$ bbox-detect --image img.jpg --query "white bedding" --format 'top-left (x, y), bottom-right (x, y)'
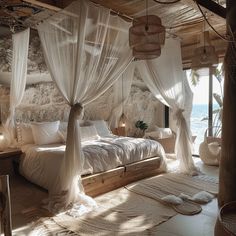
top-left (19, 135), bottom-right (166, 190)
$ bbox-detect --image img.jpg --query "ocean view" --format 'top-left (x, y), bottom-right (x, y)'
top-left (191, 103), bottom-right (219, 154)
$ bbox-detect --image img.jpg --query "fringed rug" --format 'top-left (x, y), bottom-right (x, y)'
top-left (30, 173), bottom-right (218, 236)
top-left (31, 188), bottom-right (175, 235)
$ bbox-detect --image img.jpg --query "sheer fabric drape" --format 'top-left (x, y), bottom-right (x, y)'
top-left (6, 28), bottom-right (30, 145)
top-left (137, 38), bottom-right (197, 174)
top-left (109, 63), bottom-right (135, 129)
top-left (37, 0), bottom-right (132, 213)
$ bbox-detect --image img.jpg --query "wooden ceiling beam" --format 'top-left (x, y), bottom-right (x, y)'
top-left (195, 0), bottom-right (226, 19)
top-left (22, 0), bottom-right (61, 12)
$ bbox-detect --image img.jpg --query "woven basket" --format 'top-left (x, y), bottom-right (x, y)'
top-left (199, 128), bottom-right (221, 166)
top-left (215, 201), bottom-right (236, 236)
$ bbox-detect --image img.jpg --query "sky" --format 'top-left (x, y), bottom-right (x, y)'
top-left (186, 68), bottom-right (223, 105)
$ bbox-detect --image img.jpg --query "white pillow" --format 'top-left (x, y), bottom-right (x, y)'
top-left (154, 126), bottom-right (173, 139)
top-left (59, 121), bottom-right (68, 142)
top-left (88, 120), bottom-right (111, 137)
top-left (59, 120), bottom-right (86, 142)
top-left (80, 125), bottom-right (99, 142)
top-left (31, 121), bottom-right (62, 145)
top-left (59, 121), bottom-right (68, 133)
top-left (16, 122), bottom-right (34, 145)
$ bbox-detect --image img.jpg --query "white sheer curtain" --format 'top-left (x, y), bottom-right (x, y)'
top-left (137, 38), bottom-right (197, 175)
top-left (37, 0), bottom-right (133, 214)
top-left (6, 28), bottom-right (30, 145)
top-left (108, 63), bottom-right (135, 129)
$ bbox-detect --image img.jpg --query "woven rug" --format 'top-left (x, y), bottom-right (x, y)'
top-left (126, 173), bottom-right (218, 216)
top-left (126, 173), bottom-right (218, 199)
top-left (30, 173), bottom-right (218, 235)
top-left (31, 188), bottom-right (176, 235)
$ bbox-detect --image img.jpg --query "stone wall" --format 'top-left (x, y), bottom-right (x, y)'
top-left (0, 32), bottom-right (47, 74)
top-left (0, 79), bottom-right (164, 136)
top-left (0, 33), bottom-right (164, 135)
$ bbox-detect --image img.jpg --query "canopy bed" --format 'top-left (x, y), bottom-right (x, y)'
top-left (4, 0), bottom-right (197, 215)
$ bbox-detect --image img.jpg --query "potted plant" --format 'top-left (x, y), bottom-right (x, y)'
top-left (135, 120), bottom-right (148, 137)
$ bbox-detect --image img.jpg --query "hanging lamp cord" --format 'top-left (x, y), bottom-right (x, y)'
top-left (203, 13), bottom-right (206, 54)
top-left (194, 0), bottom-right (235, 43)
top-left (122, 74), bottom-right (124, 114)
top-left (145, 0), bottom-right (149, 31)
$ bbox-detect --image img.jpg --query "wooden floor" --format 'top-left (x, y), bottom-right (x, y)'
top-left (9, 157), bottom-right (219, 236)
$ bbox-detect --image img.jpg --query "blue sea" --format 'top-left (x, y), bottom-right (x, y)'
top-left (191, 104), bottom-right (219, 154)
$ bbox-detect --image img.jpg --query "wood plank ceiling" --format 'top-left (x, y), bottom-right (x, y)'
top-left (0, 0), bottom-right (227, 69)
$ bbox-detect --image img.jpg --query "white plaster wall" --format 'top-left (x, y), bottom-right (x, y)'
top-left (125, 86), bottom-right (164, 136)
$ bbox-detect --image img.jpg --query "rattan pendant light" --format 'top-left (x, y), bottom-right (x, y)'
top-left (129, 0), bottom-right (165, 60)
top-left (191, 31), bottom-right (218, 70)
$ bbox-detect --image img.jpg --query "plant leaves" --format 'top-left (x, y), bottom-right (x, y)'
top-left (135, 120), bottom-right (148, 130)
top-left (213, 93), bottom-right (223, 107)
top-left (190, 70), bottom-right (200, 86)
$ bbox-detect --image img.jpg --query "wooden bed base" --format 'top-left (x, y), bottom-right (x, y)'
top-left (15, 156), bottom-right (164, 197)
top-left (82, 156), bottom-right (164, 197)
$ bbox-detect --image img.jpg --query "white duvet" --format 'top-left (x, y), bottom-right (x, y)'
top-left (19, 135), bottom-right (166, 190)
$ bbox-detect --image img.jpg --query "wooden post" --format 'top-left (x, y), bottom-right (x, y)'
top-left (218, 0), bottom-right (236, 206)
top-left (208, 67), bottom-right (213, 136)
top-left (164, 106), bottom-right (169, 128)
top-left (0, 175), bottom-right (12, 236)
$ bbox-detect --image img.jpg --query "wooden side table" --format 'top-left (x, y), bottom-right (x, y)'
top-left (0, 149), bottom-right (22, 176)
top-left (112, 127), bottom-right (126, 136)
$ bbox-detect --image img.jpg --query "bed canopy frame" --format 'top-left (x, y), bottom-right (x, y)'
top-left (6, 0), bottom-right (197, 214)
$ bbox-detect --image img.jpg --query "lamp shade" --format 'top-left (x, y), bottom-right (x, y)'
top-left (119, 113), bottom-right (127, 128)
top-left (0, 132), bottom-right (7, 151)
top-left (191, 31), bottom-right (218, 70)
top-left (192, 45), bottom-right (218, 69)
top-left (129, 15), bottom-right (165, 60)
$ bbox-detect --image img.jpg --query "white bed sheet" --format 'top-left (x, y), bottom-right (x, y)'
top-left (19, 135), bottom-right (166, 190)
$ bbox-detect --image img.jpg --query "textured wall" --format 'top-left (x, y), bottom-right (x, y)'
top-left (0, 33), bottom-right (47, 74)
top-left (0, 79), bottom-right (164, 135)
top-left (0, 33), bottom-right (164, 135)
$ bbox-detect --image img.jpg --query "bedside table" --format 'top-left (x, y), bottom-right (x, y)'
top-left (0, 149), bottom-right (22, 175)
top-left (112, 127), bottom-right (126, 136)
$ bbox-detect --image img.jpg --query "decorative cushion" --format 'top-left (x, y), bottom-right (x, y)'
top-left (88, 120), bottom-right (111, 137)
top-left (154, 126), bottom-right (173, 139)
top-left (144, 128), bottom-right (175, 153)
top-left (16, 122), bottom-right (34, 146)
top-left (144, 131), bottom-right (161, 140)
top-left (31, 121), bottom-right (62, 145)
top-left (80, 125), bottom-right (99, 142)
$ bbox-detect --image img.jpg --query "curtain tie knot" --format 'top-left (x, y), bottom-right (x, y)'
top-left (71, 103), bottom-right (83, 119)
